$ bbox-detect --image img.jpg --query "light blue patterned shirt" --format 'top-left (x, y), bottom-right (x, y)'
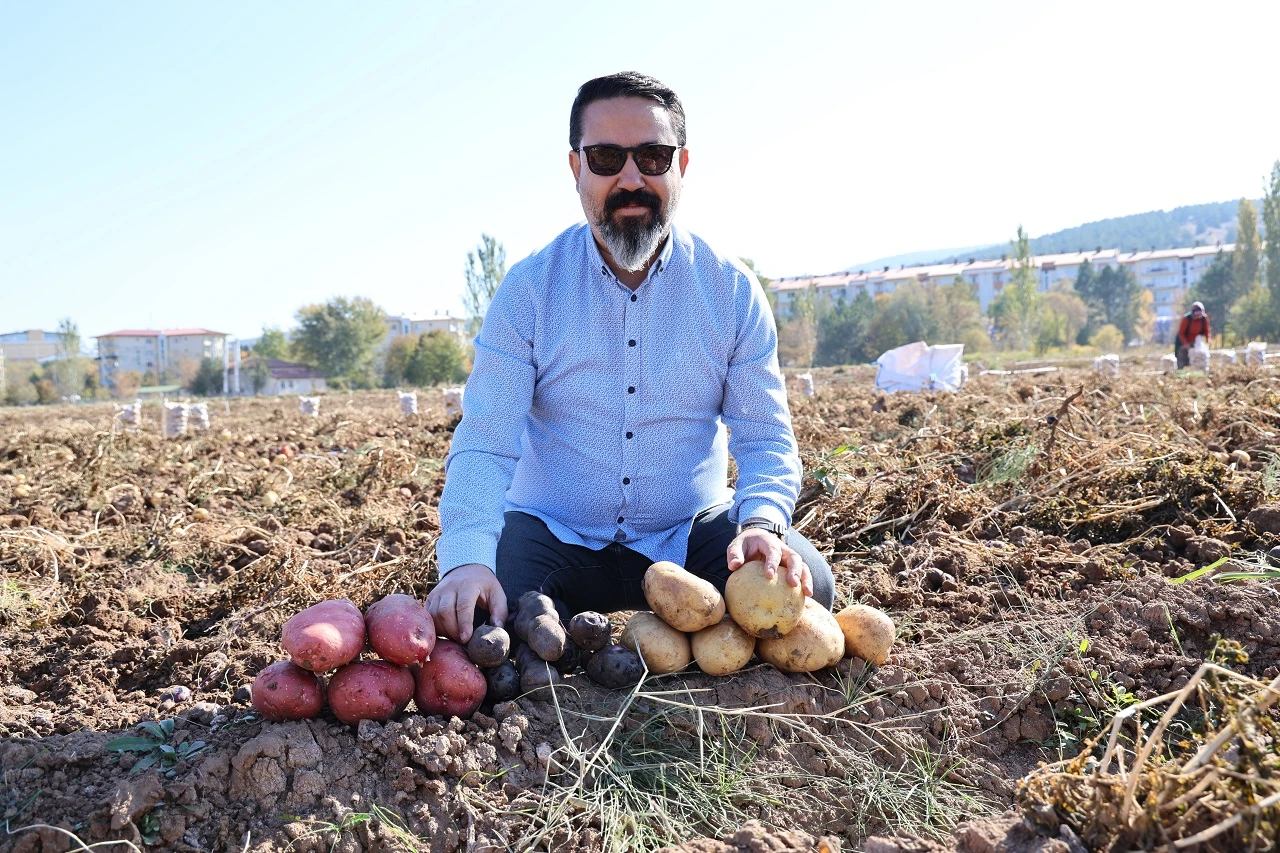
top-left (435, 222), bottom-right (800, 575)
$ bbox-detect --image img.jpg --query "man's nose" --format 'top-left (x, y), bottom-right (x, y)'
top-left (615, 153), bottom-right (646, 190)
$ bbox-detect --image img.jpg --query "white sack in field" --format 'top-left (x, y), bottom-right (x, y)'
top-left (873, 342), bottom-right (966, 394)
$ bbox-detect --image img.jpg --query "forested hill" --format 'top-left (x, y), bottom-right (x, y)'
top-left (848, 201), bottom-right (1246, 271)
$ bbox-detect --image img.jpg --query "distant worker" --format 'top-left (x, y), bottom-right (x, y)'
top-left (1175, 301), bottom-right (1210, 368)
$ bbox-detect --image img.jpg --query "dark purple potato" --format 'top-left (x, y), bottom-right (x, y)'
top-left (467, 624), bottom-right (511, 668)
top-left (585, 644), bottom-right (645, 689)
top-left (569, 611), bottom-right (611, 651)
top-left (485, 661), bottom-right (520, 703)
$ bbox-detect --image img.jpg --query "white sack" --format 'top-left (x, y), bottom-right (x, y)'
top-left (873, 342), bottom-right (966, 394)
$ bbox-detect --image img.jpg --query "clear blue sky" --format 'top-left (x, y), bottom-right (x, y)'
top-left (3, 1), bottom-right (1279, 342)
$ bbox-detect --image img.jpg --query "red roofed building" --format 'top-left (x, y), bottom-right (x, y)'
top-left (95, 328), bottom-right (228, 390)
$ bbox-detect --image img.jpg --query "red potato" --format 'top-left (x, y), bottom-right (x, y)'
top-left (414, 639), bottom-right (487, 719)
top-left (281, 599), bottom-right (366, 672)
top-left (326, 660), bottom-right (416, 726)
top-left (252, 661), bottom-right (326, 721)
top-left (365, 593), bottom-right (436, 665)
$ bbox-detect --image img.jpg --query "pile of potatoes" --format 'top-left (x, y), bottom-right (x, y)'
top-left (252, 595), bottom-right (488, 726)
top-left (625, 560), bottom-right (896, 675)
top-left (252, 590), bottom-right (646, 727)
top-left (251, 562), bottom-right (897, 726)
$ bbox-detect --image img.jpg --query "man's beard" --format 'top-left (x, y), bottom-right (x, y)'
top-left (594, 187), bottom-right (674, 272)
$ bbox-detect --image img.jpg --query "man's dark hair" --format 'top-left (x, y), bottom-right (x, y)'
top-left (569, 72), bottom-right (686, 151)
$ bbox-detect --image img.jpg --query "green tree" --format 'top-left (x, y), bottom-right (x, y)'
top-left (188, 358), bottom-right (224, 396)
top-left (247, 358), bottom-right (271, 395)
top-left (52, 318), bottom-right (86, 399)
top-left (1038, 283), bottom-right (1090, 351)
top-left (777, 283), bottom-right (817, 367)
top-left (404, 331), bottom-right (469, 385)
top-left (254, 327), bottom-right (290, 360)
top-left (1263, 162), bottom-right (1280, 320)
top-left (1235, 198), bottom-right (1262, 297)
top-left (815, 290), bottom-right (876, 365)
top-left (866, 282), bottom-right (937, 356)
top-left (383, 335), bottom-right (416, 387)
top-left (929, 278), bottom-right (988, 350)
top-left (1094, 265), bottom-right (1148, 343)
top-left (463, 234), bottom-right (507, 339)
top-left (1229, 287), bottom-right (1274, 343)
top-left (292, 296), bottom-right (387, 386)
top-left (1190, 252), bottom-right (1235, 345)
top-left (989, 226), bottom-right (1041, 350)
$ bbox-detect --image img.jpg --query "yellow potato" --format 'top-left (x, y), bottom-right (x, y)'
top-left (691, 616), bottom-right (756, 675)
top-left (757, 598), bottom-right (844, 673)
top-left (724, 561), bottom-right (805, 639)
top-left (835, 604), bottom-right (896, 665)
top-left (620, 611), bottom-right (691, 674)
top-left (642, 561), bottom-right (725, 632)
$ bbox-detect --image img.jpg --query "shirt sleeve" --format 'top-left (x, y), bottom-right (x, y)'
top-left (722, 268), bottom-right (801, 529)
top-left (435, 271), bottom-right (537, 575)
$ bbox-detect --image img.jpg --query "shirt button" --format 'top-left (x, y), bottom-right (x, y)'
top-left (623, 477), bottom-right (630, 485)
top-left (627, 386), bottom-right (635, 394)
top-left (626, 432), bottom-right (633, 439)
top-left (630, 294), bottom-right (637, 302)
top-left (628, 339), bottom-right (636, 347)
top-left (617, 516), bottom-right (624, 524)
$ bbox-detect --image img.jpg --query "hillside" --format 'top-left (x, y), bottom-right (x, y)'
top-left (847, 200), bottom-right (1245, 271)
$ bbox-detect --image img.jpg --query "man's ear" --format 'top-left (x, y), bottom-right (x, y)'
top-left (569, 150), bottom-right (582, 183)
top-left (678, 147), bottom-right (689, 176)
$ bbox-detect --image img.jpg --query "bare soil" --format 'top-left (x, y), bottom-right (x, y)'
top-left (2, 366), bottom-right (1279, 852)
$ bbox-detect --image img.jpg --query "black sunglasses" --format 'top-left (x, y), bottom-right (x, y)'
top-left (579, 144), bottom-right (678, 177)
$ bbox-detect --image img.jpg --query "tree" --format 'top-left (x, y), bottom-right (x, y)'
top-left (404, 331), bottom-right (469, 386)
top-left (866, 282), bottom-right (936, 357)
top-left (463, 234), bottom-right (507, 339)
top-left (1235, 198), bottom-right (1262, 297)
top-left (1263, 162), bottom-right (1280, 318)
top-left (383, 335), bottom-right (417, 387)
top-left (1229, 287), bottom-right (1274, 343)
top-left (254, 327), bottom-right (290, 360)
top-left (248, 358), bottom-right (271, 395)
top-left (1094, 265), bottom-right (1149, 343)
top-left (52, 318), bottom-right (85, 399)
top-left (113, 370), bottom-right (142, 400)
top-left (815, 290), bottom-right (876, 366)
top-left (1190, 252), bottom-right (1235, 345)
top-left (929, 278), bottom-right (988, 350)
top-left (989, 226), bottom-right (1042, 350)
top-left (777, 283), bottom-right (817, 367)
top-left (1090, 324), bottom-right (1124, 352)
top-left (1038, 283), bottom-right (1089, 351)
top-left (189, 358), bottom-right (224, 396)
top-left (292, 296), bottom-right (387, 386)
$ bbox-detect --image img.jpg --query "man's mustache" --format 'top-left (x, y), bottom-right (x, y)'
top-left (605, 189), bottom-right (661, 217)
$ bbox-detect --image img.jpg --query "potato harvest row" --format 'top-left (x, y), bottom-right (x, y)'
top-left (3, 366), bottom-right (1280, 852)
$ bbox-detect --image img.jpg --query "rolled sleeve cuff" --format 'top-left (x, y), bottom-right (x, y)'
top-left (733, 500), bottom-right (790, 530)
top-left (435, 534), bottom-right (498, 578)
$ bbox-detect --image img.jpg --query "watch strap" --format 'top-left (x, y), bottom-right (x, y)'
top-left (737, 518), bottom-right (787, 540)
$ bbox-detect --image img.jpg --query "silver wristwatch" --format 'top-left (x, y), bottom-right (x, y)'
top-left (736, 517), bottom-right (787, 540)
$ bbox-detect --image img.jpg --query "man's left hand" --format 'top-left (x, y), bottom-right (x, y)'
top-left (727, 530), bottom-right (812, 596)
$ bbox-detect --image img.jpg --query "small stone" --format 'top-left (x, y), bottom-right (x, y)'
top-left (1247, 505), bottom-right (1280, 536)
top-left (160, 685), bottom-right (192, 704)
top-left (232, 685), bottom-right (253, 704)
top-left (923, 568), bottom-right (947, 592)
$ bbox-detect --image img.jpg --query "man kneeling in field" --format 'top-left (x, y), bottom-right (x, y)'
top-left (427, 72), bottom-right (834, 642)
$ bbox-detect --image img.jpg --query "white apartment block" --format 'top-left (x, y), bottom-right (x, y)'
top-left (382, 313), bottom-right (469, 350)
top-left (95, 328), bottom-right (227, 389)
top-left (771, 244), bottom-right (1236, 327)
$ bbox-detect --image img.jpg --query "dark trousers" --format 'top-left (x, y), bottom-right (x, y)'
top-left (495, 506), bottom-right (835, 621)
top-left (1175, 341), bottom-right (1190, 368)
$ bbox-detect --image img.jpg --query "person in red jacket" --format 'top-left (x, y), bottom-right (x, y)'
top-left (1176, 301), bottom-right (1210, 368)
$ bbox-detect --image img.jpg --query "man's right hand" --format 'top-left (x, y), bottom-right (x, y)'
top-left (426, 563), bottom-right (509, 644)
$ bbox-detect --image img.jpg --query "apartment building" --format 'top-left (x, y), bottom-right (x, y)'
top-left (771, 244), bottom-right (1235, 325)
top-left (0, 330), bottom-right (62, 362)
top-left (382, 313), bottom-right (469, 349)
top-left (95, 328), bottom-right (227, 389)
